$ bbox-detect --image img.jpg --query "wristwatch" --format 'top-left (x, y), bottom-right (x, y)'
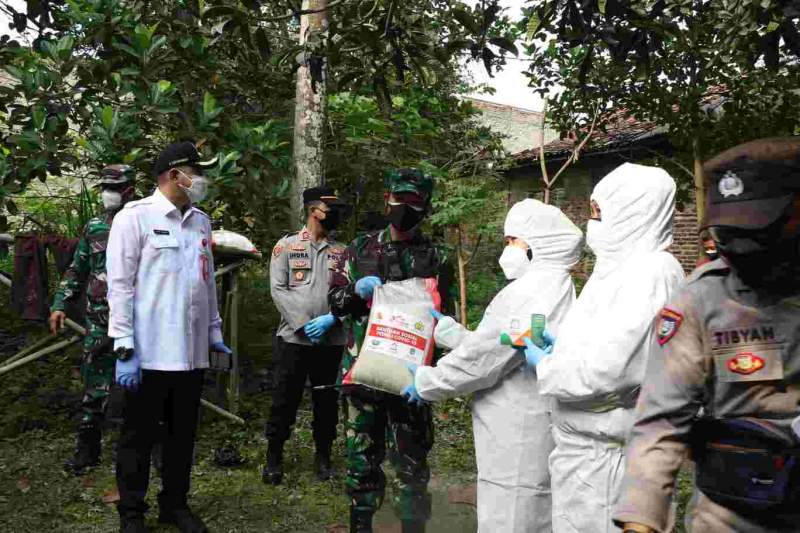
top-left (114, 346), bottom-right (134, 362)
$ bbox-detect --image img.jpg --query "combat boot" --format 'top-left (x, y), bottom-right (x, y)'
top-left (261, 441), bottom-right (284, 485)
top-left (64, 423), bottom-right (101, 475)
top-left (119, 515), bottom-right (148, 533)
top-left (349, 507), bottom-right (373, 533)
top-left (314, 444), bottom-right (334, 481)
top-left (401, 520), bottom-right (426, 533)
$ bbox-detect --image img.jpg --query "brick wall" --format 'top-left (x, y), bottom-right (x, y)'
top-left (670, 203), bottom-right (700, 273)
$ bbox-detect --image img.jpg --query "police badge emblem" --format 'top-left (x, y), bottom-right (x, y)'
top-left (718, 170), bottom-right (744, 198)
top-left (657, 308), bottom-right (684, 346)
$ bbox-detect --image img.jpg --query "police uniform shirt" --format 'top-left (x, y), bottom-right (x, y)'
top-left (270, 227), bottom-right (346, 346)
top-left (107, 188), bottom-right (224, 371)
top-left (614, 259), bottom-right (800, 531)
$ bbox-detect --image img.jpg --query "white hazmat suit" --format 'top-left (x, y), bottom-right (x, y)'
top-left (535, 163), bottom-right (686, 533)
top-left (415, 199), bottom-right (584, 533)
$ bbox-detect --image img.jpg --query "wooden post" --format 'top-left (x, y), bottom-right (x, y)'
top-left (228, 271), bottom-right (240, 415)
top-left (456, 225), bottom-right (468, 326)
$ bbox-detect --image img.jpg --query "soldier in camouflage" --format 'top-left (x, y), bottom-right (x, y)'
top-left (50, 164), bottom-right (136, 475)
top-left (329, 168), bottom-right (455, 533)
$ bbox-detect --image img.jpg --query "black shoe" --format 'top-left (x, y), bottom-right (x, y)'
top-left (261, 442), bottom-right (284, 485)
top-left (314, 451), bottom-right (334, 481)
top-left (119, 515), bottom-right (149, 533)
top-left (158, 508), bottom-right (208, 533)
top-left (401, 520), bottom-right (426, 533)
top-left (64, 424), bottom-right (101, 475)
top-left (349, 508), bottom-right (373, 533)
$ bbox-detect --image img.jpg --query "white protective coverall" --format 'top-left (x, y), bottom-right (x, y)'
top-left (415, 199), bottom-right (584, 533)
top-left (535, 163), bottom-right (686, 533)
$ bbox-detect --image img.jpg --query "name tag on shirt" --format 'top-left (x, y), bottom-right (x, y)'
top-left (153, 229), bottom-right (170, 235)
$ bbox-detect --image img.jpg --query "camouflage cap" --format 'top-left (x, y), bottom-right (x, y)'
top-left (96, 164), bottom-right (135, 186)
top-left (384, 168), bottom-right (434, 202)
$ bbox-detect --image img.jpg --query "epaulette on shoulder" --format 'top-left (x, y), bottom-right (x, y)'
top-left (122, 197), bottom-right (150, 209)
top-left (686, 258), bottom-right (730, 284)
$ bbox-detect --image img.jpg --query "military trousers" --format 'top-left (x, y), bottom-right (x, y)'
top-left (264, 337), bottom-right (343, 451)
top-left (345, 390), bottom-right (434, 521)
top-left (79, 334), bottom-right (115, 429)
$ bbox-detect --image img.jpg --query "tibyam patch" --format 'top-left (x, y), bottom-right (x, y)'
top-left (657, 308), bottom-right (684, 346)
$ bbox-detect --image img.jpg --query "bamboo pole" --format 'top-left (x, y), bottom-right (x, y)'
top-left (0, 336), bottom-right (82, 376)
top-left (200, 398), bottom-right (244, 425)
top-left (0, 271), bottom-right (244, 424)
top-left (3, 332), bottom-right (60, 365)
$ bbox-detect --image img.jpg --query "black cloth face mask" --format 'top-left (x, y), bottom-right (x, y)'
top-left (318, 207), bottom-right (342, 232)
top-left (387, 203), bottom-right (426, 232)
top-left (712, 214), bottom-right (800, 290)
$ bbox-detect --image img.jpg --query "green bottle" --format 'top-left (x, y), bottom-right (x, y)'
top-left (531, 314), bottom-right (546, 348)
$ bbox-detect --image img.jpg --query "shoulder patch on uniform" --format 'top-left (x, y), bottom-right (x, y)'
top-left (272, 243), bottom-right (284, 257)
top-left (657, 308), bottom-right (684, 346)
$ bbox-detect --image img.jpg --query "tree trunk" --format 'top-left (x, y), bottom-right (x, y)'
top-left (291, 0), bottom-right (328, 227)
top-left (693, 140), bottom-right (706, 228)
top-left (456, 225), bottom-right (468, 326)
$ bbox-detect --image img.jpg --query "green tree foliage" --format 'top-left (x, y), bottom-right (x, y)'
top-left (1, 0), bottom-right (516, 248)
top-left (523, 0), bottom-right (800, 165)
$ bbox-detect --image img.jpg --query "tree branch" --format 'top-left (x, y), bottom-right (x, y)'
top-left (549, 106), bottom-right (602, 188)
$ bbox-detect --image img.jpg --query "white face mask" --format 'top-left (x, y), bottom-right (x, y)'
top-left (498, 245), bottom-right (530, 280)
top-left (101, 190), bottom-right (122, 211)
top-left (586, 219), bottom-right (611, 256)
top-left (177, 171), bottom-right (209, 204)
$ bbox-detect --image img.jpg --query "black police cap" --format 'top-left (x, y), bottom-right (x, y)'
top-left (704, 137), bottom-right (800, 229)
top-left (303, 186), bottom-right (345, 206)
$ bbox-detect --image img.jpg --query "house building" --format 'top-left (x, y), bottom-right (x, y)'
top-left (504, 111), bottom-right (701, 274)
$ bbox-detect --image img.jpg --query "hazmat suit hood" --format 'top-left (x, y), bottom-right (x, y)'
top-left (588, 163), bottom-right (676, 276)
top-left (504, 198), bottom-right (583, 273)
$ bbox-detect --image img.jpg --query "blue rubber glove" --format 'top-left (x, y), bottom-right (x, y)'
top-left (211, 341), bottom-right (232, 354)
top-left (304, 313), bottom-right (337, 343)
top-left (522, 331), bottom-right (555, 368)
top-left (430, 309), bottom-right (444, 320)
top-left (401, 362), bottom-right (425, 406)
top-left (116, 355), bottom-right (141, 391)
top-left (355, 276), bottom-right (382, 300)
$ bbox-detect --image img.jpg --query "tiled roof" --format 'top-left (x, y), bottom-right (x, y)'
top-left (514, 88), bottom-right (729, 163)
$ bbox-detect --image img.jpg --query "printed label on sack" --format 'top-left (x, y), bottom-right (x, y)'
top-left (363, 311), bottom-right (432, 365)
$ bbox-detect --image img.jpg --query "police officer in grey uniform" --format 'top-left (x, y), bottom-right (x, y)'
top-left (263, 187), bottom-right (349, 485)
top-left (614, 137), bottom-right (800, 533)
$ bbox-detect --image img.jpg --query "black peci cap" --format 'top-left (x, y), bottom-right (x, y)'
top-left (152, 141), bottom-right (218, 178)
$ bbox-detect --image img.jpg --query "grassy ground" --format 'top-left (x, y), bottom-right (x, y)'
top-left (0, 270), bottom-right (694, 533)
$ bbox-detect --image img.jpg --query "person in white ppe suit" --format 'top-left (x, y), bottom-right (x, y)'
top-left (404, 199), bottom-right (584, 533)
top-left (523, 163), bottom-right (686, 533)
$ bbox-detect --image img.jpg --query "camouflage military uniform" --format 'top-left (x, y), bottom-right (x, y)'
top-left (52, 213), bottom-right (115, 429)
top-left (329, 226), bottom-right (454, 523)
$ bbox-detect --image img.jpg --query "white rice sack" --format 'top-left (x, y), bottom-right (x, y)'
top-left (345, 277), bottom-right (441, 395)
top-left (212, 230), bottom-right (262, 259)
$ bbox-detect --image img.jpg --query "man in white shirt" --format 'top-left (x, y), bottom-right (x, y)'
top-left (107, 141), bottom-right (229, 533)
